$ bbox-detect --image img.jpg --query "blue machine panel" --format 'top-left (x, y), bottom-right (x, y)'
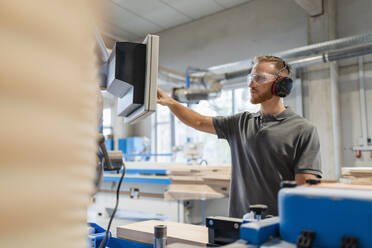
top-left (103, 175), bottom-right (171, 184)
top-left (105, 139), bottom-right (114, 151)
top-left (279, 186), bottom-right (372, 248)
top-left (118, 137), bottom-right (146, 161)
top-left (240, 217), bottom-right (279, 245)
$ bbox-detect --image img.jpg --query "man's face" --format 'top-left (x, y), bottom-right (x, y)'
top-left (249, 62), bottom-right (278, 104)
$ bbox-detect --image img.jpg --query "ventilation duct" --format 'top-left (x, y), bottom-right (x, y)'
top-left (172, 72), bottom-right (223, 103)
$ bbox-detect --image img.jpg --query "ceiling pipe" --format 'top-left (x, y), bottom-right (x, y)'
top-left (161, 33), bottom-right (372, 101)
top-left (221, 42), bottom-right (372, 81)
top-left (206, 32), bottom-right (372, 76)
top-left (161, 32), bottom-right (372, 84)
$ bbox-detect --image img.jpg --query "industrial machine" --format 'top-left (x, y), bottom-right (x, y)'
top-left (89, 182), bottom-right (372, 248)
top-left (206, 183), bottom-right (372, 248)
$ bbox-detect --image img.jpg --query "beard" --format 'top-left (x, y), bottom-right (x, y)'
top-left (250, 88), bottom-right (273, 104)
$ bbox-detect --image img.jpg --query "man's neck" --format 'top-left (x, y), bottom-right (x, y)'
top-left (260, 97), bottom-right (286, 115)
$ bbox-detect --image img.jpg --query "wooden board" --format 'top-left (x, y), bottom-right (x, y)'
top-left (341, 167), bottom-right (372, 185)
top-left (168, 166), bottom-right (231, 176)
top-left (117, 220), bottom-right (208, 247)
top-left (202, 175), bottom-right (230, 195)
top-left (315, 183), bottom-right (372, 190)
top-left (170, 176), bottom-right (205, 184)
top-left (118, 163), bottom-right (231, 199)
top-left (164, 184), bottom-right (225, 200)
top-left (342, 167), bottom-right (372, 177)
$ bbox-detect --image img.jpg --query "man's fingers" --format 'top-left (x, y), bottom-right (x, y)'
top-left (157, 88), bottom-right (163, 98)
top-left (157, 88), bottom-right (171, 106)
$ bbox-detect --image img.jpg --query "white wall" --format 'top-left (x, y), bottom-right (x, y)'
top-left (337, 0), bottom-right (372, 167)
top-left (339, 61), bottom-right (372, 167)
top-left (153, 0), bottom-right (372, 174)
top-left (158, 0), bottom-right (307, 72)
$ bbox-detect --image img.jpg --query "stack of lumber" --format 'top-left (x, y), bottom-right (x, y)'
top-left (124, 162), bottom-right (231, 200)
top-left (166, 165), bottom-right (230, 200)
top-left (341, 167), bottom-right (372, 185)
top-left (117, 220), bottom-right (208, 246)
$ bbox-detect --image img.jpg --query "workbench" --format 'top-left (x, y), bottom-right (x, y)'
top-left (88, 162), bottom-right (231, 237)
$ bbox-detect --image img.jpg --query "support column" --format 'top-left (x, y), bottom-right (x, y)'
top-left (302, 0), bottom-right (341, 179)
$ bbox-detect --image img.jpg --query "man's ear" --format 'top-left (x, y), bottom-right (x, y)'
top-left (271, 76), bottom-right (293, 97)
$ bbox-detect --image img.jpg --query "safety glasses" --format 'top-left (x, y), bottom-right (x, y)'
top-left (247, 72), bottom-right (276, 84)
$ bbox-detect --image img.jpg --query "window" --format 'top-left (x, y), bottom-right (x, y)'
top-left (152, 86), bottom-right (260, 165)
top-left (174, 90), bottom-right (233, 165)
top-left (102, 108), bottom-right (113, 137)
top-left (233, 87), bottom-right (260, 114)
top-left (152, 104), bottom-right (172, 162)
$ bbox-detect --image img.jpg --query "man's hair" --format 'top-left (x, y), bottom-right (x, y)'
top-left (253, 55), bottom-right (291, 75)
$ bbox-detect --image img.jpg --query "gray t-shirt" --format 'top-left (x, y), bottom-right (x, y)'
top-left (213, 107), bottom-right (322, 217)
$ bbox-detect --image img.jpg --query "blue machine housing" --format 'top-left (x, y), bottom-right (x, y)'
top-left (105, 139), bottom-right (114, 151)
top-left (118, 137), bottom-right (148, 161)
top-left (278, 186), bottom-right (372, 248)
top-left (240, 217), bottom-right (279, 245)
top-left (238, 186), bottom-right (372, 247)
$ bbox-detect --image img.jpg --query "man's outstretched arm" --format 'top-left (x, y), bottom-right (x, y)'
top-left (295, 173), bottom-right (318, 185)
top-left (157, 88), bottom-right (216, 134)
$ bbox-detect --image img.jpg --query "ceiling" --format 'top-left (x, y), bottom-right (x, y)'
top-left (100, 0), bottom-right (253, 43)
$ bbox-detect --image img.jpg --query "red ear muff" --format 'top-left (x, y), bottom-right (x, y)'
top-left (271, 76), bottom-right (293, 97)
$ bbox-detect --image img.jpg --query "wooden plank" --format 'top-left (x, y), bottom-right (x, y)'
top-left (202, 175), bottom-right (230, 195)
top-left (341, 167), bottom-right (372, 185)
top-left (202, 174), bottom-right (231, 182)
top-left (170, 176), bottom-right (205, 184)
top-left (342, 167), bottom-right (372, 177)
top-left (117, 220), bottom-right (208, 246)
top-left (316, 183), bottom-right (372, 190)
top-left (164, 184), bottom-right (225, 200)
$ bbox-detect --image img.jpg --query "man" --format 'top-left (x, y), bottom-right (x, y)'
top-left (157, 55), bottom-right (322, 217)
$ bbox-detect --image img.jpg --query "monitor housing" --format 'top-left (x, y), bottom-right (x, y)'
top-left (107, 34), bottom-right (159, 124)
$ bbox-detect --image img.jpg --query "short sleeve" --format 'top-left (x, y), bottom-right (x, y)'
top-left (294, 125), bottom-right (322, 178)
top-left (212, 113), bottom-right (242, 140)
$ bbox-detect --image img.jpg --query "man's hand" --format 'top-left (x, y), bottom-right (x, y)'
top-left (156, 88), bottom-right (216, 134)
top-left (157, 88), bottom-right (174, 107)
top-left (295, 173), bottom-right (318, 185)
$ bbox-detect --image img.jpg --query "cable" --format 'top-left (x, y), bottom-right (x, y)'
top-left (98, 164), bottom-right (126, 248)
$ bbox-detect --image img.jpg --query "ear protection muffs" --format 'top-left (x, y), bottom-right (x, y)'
top-left (271, 76), bottom-right (293, 97)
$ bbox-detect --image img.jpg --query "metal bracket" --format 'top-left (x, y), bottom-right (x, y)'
top-left (340, 236), bottom-right (358, 248)
top-left (296, 230), bottom-right (316, 248)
